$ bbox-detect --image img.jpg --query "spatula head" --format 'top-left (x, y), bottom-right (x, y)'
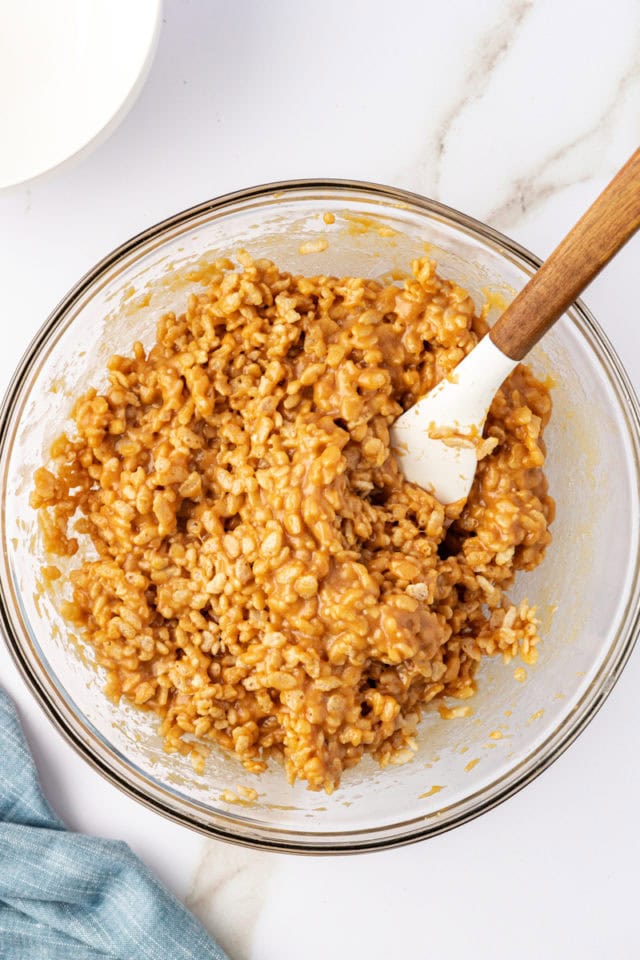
top-left (390, 335), bottom-right (517, 504)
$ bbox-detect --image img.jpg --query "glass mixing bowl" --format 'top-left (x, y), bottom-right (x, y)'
top-left (1, 181), bottom-right (639, 853)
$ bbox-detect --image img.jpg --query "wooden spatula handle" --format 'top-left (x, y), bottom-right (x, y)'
top-left (490, 147), bottom-right (640, 361)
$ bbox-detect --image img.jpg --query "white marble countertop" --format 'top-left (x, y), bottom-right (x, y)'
top-left (1, 1), bottom-right (639, 957)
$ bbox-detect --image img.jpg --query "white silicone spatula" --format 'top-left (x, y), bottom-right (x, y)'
top-left (391, 146), bottom-right (640, 504)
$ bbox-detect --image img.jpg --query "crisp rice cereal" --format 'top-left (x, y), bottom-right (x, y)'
top-left (31, 254), bottom-right (554, 792)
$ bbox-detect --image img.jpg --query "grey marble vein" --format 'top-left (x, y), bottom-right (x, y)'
top-left (407, 0), bottom-right (534, 195)
top-left (486, 65), bottom-right (640, 229)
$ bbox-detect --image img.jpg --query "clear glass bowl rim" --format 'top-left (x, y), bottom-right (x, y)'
top-left (1, 178), bottom-right (640, 854)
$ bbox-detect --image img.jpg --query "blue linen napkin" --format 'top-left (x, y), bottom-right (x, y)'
top-left (0, 689), bottom-right (229, 960)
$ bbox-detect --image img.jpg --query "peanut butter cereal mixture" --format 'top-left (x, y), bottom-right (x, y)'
top-left (32, 254), bottom-right (553, 792)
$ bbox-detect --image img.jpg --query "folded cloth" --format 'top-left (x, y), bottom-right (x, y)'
top-left (0, 689), bottom-right (228, 960)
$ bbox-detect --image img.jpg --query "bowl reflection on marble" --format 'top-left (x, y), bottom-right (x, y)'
top-left (1, 181), bottom-right (639, 852)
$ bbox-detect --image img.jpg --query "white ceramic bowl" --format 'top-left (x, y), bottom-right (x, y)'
top-left (0, 0), bottom-right (162, 190)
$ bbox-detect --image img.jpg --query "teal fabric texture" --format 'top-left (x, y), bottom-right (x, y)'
top-left (0, 689), bottom-right (228, 960)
